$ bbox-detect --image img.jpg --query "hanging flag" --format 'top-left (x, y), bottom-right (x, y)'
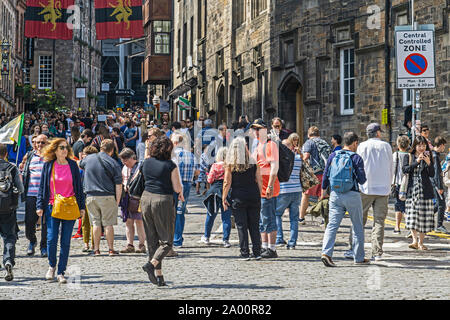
top-left (95, 0), bottom-right (144, 40)
top-left (0, 114), bottom-right (25, 147)
top-left (178, 96), bottom-right (191, 111)
top-left (25, 0), bottom-right (75, 40)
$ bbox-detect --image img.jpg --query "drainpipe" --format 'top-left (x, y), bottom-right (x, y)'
top-left (385, 0), bottom-right (392, 144)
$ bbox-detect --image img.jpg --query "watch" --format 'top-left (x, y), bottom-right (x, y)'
top-left (267, 185), bottom-right (274, 190)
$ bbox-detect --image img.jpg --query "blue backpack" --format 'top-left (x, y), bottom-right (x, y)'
top-left (328, 150), bottom-right (356, 193)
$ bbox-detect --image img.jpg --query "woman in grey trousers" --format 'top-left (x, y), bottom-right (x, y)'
top-left (140, 136), bottom-right (184, 287)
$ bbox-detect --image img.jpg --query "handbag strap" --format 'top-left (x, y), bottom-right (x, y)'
top-left (52, 162), bottom-right (56, 196)
top-left (393, 152), bottom-right (399, 184)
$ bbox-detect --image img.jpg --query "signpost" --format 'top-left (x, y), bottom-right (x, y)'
top-left (395, 30), bottom-right (435, 89)
top-left (395, 0), bottom-right (436, 143)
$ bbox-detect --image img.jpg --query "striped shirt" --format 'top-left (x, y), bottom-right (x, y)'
top-left (27, 154), bottom-right (45, 197)
top-left (279, 153), bottom-right (302, 194)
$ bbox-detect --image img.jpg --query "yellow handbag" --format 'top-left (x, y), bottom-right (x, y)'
top-left (51, 163), bottom-right (80, 220)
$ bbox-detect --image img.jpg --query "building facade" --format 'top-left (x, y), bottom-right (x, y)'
top-left (172, 0), bottom-right (448, 144)
top-left (271, 0), bottom-right (449, 144)
top-left (28, 0), bottom-right (102, 112)
top-left (0, 0), bottom-right (17, 114)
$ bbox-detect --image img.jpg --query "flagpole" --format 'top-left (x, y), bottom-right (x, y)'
top-left (15, 113), bottom-right (25, 166)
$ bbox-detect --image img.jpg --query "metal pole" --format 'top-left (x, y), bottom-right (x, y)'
top-left (410, 0), bottom-right (415, 142)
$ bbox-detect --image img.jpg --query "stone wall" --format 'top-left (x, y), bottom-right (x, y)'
top-left (271, 0), bottom-right (449, 145)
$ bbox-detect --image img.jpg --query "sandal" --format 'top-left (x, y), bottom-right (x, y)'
top-left (109, 250), bottom-right (119, 256)
top-left (93, 250), bottom-right (101, 256)
top-left (120, 244), bottom-right (135, 253)
top-left (82, 246), bottom-right (90, 252)
top-left (408, 243), bottom-right (419, 250)
top-left (135, 244), bottom-right (146, 254)
top-left (418, 245), bottom-right (428, 251)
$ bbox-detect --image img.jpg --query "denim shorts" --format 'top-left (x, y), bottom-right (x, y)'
top-left (395, 197), bottom-right (406, 213)
top-left (259, 197), bottom-right (277, 233)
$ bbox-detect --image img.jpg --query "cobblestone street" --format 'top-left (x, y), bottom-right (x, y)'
top-left (1, 193), bottom-right (449, 300)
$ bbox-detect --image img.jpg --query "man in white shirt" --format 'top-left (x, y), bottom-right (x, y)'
top-left (349, 123), bottom-right (393, 261)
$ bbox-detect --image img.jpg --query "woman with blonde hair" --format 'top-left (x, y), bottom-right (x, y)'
top-left (287, 133), bottom-right (302, 157)
top-left (222, 137), bottom-right (263, 260)
top-left (36, 138), bottom-right (85, 283)
top-left (201, 147), bottom-right (232, 247)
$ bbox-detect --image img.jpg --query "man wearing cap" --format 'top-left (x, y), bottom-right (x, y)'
top-left (348, 123), bottom-right (393, 261)
top-left (251, 119), bottom-right (280, 259)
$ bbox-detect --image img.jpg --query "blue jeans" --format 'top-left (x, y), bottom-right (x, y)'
top-left (275, 192), bottom-right (301, 246)
top-left (204, 205), bottom-right (232, 241)
top-left (322, 191), bottom-right (365, 263)
top-left (45, 205), bottom-right (76, 275)
top-left (259, 197), bottom-right (277, 234)
top-left (173, 181), bottom-right (192, 246)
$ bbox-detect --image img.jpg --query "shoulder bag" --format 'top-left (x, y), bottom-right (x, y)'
top-left (128, 162), bottom-right (145, 200)
top-left (398, 153), bottom-right (412, 201)
top-left (51, 163), bottom-right (80, 220)
top-left (390, 152), bottom-right (399, 199)
top-left (300, 160), bottom-right (320, 191)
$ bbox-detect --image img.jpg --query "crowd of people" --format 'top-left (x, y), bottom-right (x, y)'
top-left (0, 108), bottom-right (448, 285)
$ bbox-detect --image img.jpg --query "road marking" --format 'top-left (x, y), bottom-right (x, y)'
top-left (348, 212), bottom-right (450, 240)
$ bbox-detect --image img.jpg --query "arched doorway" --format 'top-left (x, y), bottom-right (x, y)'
top-left (279, 74), bottom-right (304, 145)
top-left (217, 85), bottom-right (226, 126)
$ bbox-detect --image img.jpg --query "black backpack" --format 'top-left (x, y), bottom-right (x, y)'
top-left (263, 139), bottom-right (295, 183)
top-left (0, 164), bottom-right (19, 214)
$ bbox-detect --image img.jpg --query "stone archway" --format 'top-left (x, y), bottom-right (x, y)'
top-left (278, 73), bottom-right (304, 145)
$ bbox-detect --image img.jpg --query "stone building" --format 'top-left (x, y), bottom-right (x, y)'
top-left (270, 0), bottom-right (449, 144)
top-left (175, 0), bottom-right (448, 144)
top-left (13, 0), bottom-right (26, 113)
top-left (28, 0), bottom-right (102, 112)
top-left (0, 0), bottom-right (17, 114)
top-left (167, 0), bottom-right (206, 121)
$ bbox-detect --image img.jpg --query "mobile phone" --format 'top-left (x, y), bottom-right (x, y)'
top-left (424, 151), bottom-right (430, 156)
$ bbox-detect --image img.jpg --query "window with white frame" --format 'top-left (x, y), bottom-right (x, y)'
top-left (340, 48), bottom-right (355, 115)
top-left (38, 56), bottom-right (52, 89)
top-left (403, 89), bottom-right (412, 107)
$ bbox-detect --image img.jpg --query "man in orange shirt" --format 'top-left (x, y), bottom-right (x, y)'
top-left (251, 119), bottom-right (280, 258)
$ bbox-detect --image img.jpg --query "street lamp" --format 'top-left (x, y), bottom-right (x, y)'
top-left (1, 39), bottom-right (10, 76)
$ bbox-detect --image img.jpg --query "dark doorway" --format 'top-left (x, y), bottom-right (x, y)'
top-left (279, 75), bottom-right (303, 144)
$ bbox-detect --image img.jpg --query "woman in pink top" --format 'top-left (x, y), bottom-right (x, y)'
top-left (37, 138), bottom-right (85, 284)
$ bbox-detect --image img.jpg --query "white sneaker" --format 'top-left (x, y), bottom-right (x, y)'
top-left (223, 240), bottom-right (231, 248)
top-left (200, 236), bottom-right (210, 244)
top-left (45, 267), bottom-right (56, 281)
top-left (373, 255), bottom-right (383, 262)
top-left (57, 274), bottom-right (67, 284)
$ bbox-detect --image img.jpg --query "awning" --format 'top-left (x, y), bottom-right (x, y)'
top-left (168, 77), bottom-right (198, 98)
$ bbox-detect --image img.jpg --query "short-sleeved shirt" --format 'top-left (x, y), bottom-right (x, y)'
top-left (256, 141), bottom-right (280, 198)
top-left (143, 158), bottom-right (177, 195)
top-left (124, 127), bottom-right (137, 147)
top-left (302, 138), bottom-right (323, 174)
top-left (27, 154), bottom-right (45, 197)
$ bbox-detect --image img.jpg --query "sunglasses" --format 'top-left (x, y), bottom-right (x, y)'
top-left (58, 145), bottom-right (69, 150)
top-left (421, 129), bottom-right (429, 132)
